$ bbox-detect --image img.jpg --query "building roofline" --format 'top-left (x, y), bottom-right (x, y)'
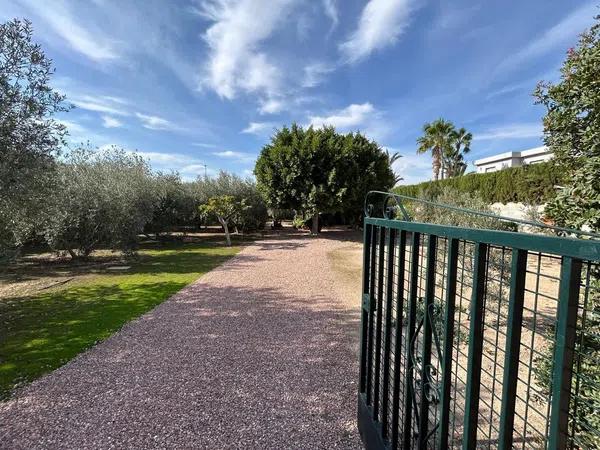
top-left (474, 146), bottom-right (550, 166)
top-left (474, 151), bottom-right (520, 166)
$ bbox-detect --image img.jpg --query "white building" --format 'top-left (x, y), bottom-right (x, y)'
top-left (474, 146), bottom-right (552, 174)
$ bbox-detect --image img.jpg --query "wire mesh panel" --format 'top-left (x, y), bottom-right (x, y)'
top-left (357, 213), bottom-right (600, 450)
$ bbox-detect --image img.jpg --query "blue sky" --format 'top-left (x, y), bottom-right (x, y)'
top-left (2, 0), bottom-right (598, 184)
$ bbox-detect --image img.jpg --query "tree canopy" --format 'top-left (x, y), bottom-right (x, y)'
top-left (254, 124), bottom-right (397, 231)
top-left (533, 15), bottom-right (600, 448)
top-left (416, 119), bottom-right (472, 181)
top-left (536, 14), bottom-right (600, 232)
top-left (0, 19), bottom-right (69, 257)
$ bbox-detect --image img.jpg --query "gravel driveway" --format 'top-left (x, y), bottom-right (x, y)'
top-left (0, 234), bottom-right (363, 449)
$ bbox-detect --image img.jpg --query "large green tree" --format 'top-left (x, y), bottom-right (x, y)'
top-left (339, 132), bottom-right (397, 224)
top-left (536, 15), bottom-right (600, 232)
top-left (254, 124), bottom-right (396, 232)
top-left (416, 118), bottom-right (455, 181)
top-left (534, 14), bottom-right (600, 447)
top-left (0, 19), bottom-right (69, 258)
top-left (254, 124), bottom-right (345, 234)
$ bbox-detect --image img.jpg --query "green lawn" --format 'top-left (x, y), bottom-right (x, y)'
top-left (0, 241), bottom-right (240, 399)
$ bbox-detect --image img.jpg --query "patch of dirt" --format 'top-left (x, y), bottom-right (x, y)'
top-left (327, 243), bottom-right (363, 305)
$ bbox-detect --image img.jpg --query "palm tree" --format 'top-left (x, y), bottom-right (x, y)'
top-left (385, 150), bottom-right (403, 184)
top-left (443, 127), bottom-right (472, 178)
top-left (416, 119), bottom-right (455, 181)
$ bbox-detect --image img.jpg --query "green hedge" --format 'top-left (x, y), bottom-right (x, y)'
top-left (394, 161), bottom-right (566, 204)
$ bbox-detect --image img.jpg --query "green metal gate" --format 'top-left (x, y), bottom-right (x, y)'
top-left (358, 192), bottom-right (600, 449)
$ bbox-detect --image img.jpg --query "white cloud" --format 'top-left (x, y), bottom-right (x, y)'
top-left (101, 116), bottom-right (123, 128)
top-left (192, 142), bottom-right (218, 148)
top-left (58, 119), bottom-right (110, 146)
top-left (71, 95), bottom-right (130, 116)
top-left (322, 0), bottom-right (338, 32)
top-left (391, 152), bottom-right (433, 185)
top-left (474, 123), bottom-right (543, 141)
top-left (197, 0), bottom-right (296, 99)
top-left (309, 103), bottom-right (375, 129)
top-left (340, 0), bottom-right (414, 63)
top-left (497, 2), bottom-right (598, 74)
top-left (258, 98), bottom-right (284, 115)
top-left (302, 62), bottom-right (335, 88)
top-left (14, 0), bottom-right (120, 62)
top-left (57, 119), bottom-right (87, 136)
top-left (102, 147), bottom-right (214, 180)
top-left (212, 150), bottom-right (256, 162)
top-left (308, 102), bottom-right (392, 141)
top-left (242, 122), bottom-right (276, 135)
top-left (135, 113), bottom-right (179, 131)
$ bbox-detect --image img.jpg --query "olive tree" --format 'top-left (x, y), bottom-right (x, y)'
top-left (44, 146), bottom-right (158, 258)
top-left (198, 195), bottom-right (248, 246)
top-left (0, 19), bottom-right (69, 258)
top-left (191, 171), bottom-right (267, 232)
top-left (145, 173), bottom-right (196, 236)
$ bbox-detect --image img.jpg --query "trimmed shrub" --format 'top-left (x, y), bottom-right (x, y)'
top-left (394, 161), bottom-right (566, 204)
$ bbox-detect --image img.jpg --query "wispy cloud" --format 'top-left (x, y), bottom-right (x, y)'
top-left (340, 0), bottom-right (414, 63)
top-left (101, 147), bottom-right (214, 180)
top-left (258, 98), bottom-right (284, 115)
top-left (496, 2), bottom-right (598, 75)
top-left (135, 113), bottom-right (179, 131)
top-left (242, 122), bottom-right (276, 135)
top-left (191, 142), bottom-right (218, 148)
top-left (14, 0), bottom-right (120, 62)
top-left (71, 95), bottom-right (130, 116)
top-left (474, 123), bottom-right (542, 141)
top-left (197, 0), bottom-right (296, 99)
top-left (101, 116), bottom-right (123, 128)
top-left (302, 62), bottom-right (336, 88)
top-left (57, 119), bottom-right (110, 146)
top-left (322, 0), bottom-right (338, 33)
top-left (212, 150), bottom-right (256, 163)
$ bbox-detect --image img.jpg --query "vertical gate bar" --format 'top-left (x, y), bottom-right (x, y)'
top-left (498, 248), bottom-right (528, 449)
top-left (373, 226), bottom-right (387, 421)
top-left (359, 223), bottom-right (373, 394)
top-left (437, 238), bottom-right (459, 449)
top-left (381, 228), bottom-right (396, 437)
top-left (366, 226), bottom-right (378, 405)
top-left (548, 256), bottom-right (582, 449)
top-left (462, 242), bottom-right (488, 450)
top-left (417, 235), bottom-right (438, 448)
top-left (391, 230), bottom-right (407, 449)
top-left (403, 232), bottom-right (422, 449)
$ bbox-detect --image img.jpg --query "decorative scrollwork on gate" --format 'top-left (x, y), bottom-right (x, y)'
top-left (408, 298), bottom-right (444, 445)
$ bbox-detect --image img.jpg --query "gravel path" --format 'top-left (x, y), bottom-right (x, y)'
top-left (0, 234), bottom-right (363, 449)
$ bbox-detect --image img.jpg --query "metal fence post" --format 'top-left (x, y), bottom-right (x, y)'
top-left (548, 256), bottom-right (582, 449)
top-left (462, 243), bottom-right (488, 450)
top-left (438, 238), bottom-right (459, 449)
top-left (498, 248), bottom-right (528, 449)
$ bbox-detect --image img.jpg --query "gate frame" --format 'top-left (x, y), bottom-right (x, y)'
top-left (358, 193), bottom-right (600, 450)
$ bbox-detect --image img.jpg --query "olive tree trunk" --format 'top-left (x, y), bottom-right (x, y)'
top-left (218, 216), bottom-right (232, 246)
top-left (311, 212), bottom-right (319, 235)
